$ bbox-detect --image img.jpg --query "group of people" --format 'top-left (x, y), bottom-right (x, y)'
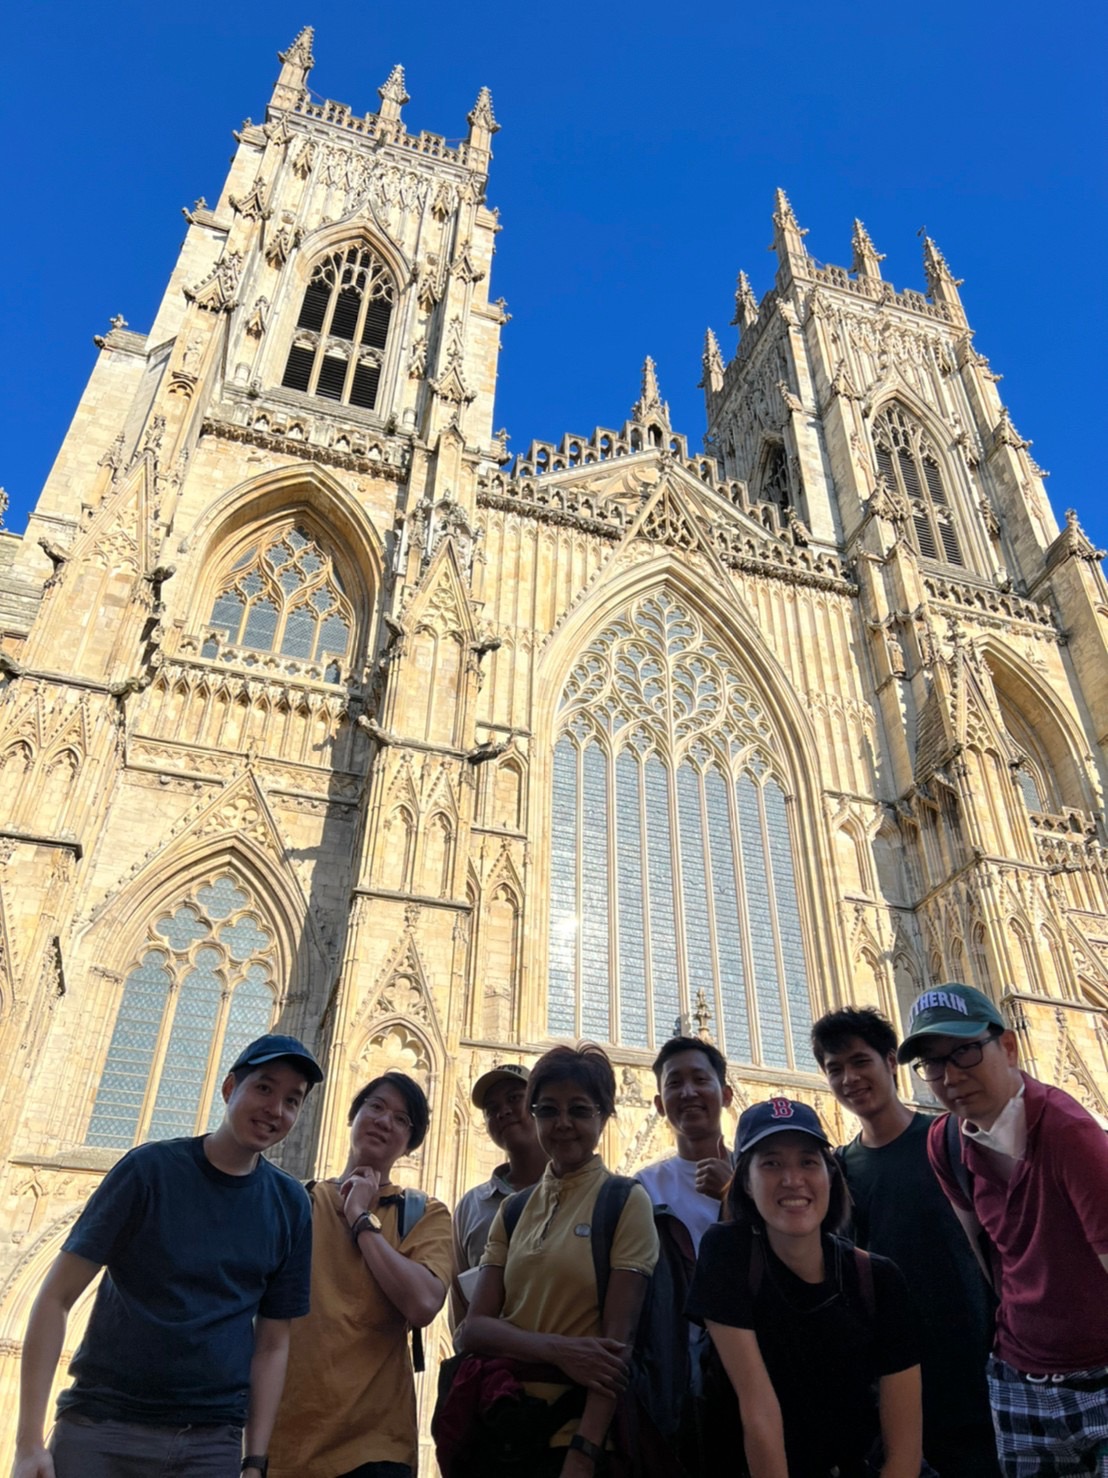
top-left (10, 982), bottom-right (1108, 1478)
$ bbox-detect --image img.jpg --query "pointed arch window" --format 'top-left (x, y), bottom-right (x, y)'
top-left (281, 244), bottom-right (395, 410)
top-left (873, 405), bottom-right (964, 567)
top-left (547, 593), bottom-right (814, 1067)
top-left (202, 523), bottom-right (353, 681)
top-left (757, 441), bottom-right (791, 510)
top-left (86, 874), bottom-right (278, 1149)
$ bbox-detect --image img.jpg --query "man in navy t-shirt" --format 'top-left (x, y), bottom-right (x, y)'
top-left (12, 1033), bottom-right (322, 1478)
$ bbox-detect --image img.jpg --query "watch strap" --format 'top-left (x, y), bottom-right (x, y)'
top-left (350, 1211), bottom-right (379, 1240)
top-left (568, 1433), bottom-right (602, 1462)
top-left (241, 1458), bottom-right (268, 1477)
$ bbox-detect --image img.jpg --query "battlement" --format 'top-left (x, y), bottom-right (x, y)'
top-left (290, 95), bottom-right (464, 164)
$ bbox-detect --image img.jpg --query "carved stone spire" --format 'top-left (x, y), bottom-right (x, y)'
top-left (466, 86), bottom-right (499, 171)
top-left (851, 219), bottom-right (885, 280)
top-left (731, 270), bottom-right (759, 332)
top-left (923, 236), bottom-right (965, 317)
top-left (700, 328), bottom-right (725, 396)
top-left (271, 26), bottom-right (315, 110)
top-left (632, 357), bottom-right (670, 428)
top-left (377, 64), bottom-right (410, 124)
top-left (771, 189), bottom-right (809, 281)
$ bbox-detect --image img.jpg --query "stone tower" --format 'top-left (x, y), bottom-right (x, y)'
top-left (1, 33), bottom-right (1107, 1458)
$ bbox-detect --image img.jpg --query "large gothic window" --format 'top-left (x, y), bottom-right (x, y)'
top-left (201, 524), bottom-right (352, 681)
top-left (873, 405), bottom-right (964, 567)
top-left (547, 593), bottom-right (814, 1067)
top-left (281, 243), bottom-right (395, 410)
top-left (86, 874), bottom-right (278, 1149)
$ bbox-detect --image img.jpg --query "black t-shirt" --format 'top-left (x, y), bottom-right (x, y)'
top-left (60, 1136), bottom-right (312, 1424)
top-left (839, 1113), bottom-right (993, 1429)
top-left (686, 1223), bottom-right (920, 1475)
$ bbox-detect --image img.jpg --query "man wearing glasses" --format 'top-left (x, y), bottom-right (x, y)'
top-left (899, 983), bottom-right (1108, 1478)
top-left (811, 1006), bottom-right (998, 1477)
top-left (449, 1065), bottom-right (548, 1329)
top-left (266, 1072), bottom-right (452, 1478)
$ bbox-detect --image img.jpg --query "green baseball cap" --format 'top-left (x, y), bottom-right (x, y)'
top-left (896, 983), bottom-right (1007, 1063)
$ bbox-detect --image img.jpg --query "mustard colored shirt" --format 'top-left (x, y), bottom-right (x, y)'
top-left (481, 1155), bottom-right (659, 1443)
top-left (268, 1180), bottom-right (452, 1477)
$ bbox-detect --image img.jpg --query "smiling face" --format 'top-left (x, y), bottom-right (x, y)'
top-left (482, 1078), bottom-right (537, 1156)
top-left (655, 1047), bottom-right (733, 1148)
top-left (221, 1061), bottom-right (308, 1154)
top-left (744, 1130), bottom-right (831, 1242)
top-left (819, 1035), bottom-right (899, 1123)
top-left (348, 1079), bottom-right (415, 1175)
top-left (531, 1077), bottom-right (605, 1177)
top-left (916, 1028), bottom-right (1021, 1130)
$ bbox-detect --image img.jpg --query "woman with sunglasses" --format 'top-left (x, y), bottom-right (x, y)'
top-left (458, 1044), bottom-right (659, 1478)
top-left (686, 1098), bottom-right (924, 1478)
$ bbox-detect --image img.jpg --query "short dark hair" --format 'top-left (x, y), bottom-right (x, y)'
top-left (652, 1035), bottom-right (727, 1089)
top-left (348, 1072), bottom-right (429, 1152)
top-left (527, 1043), bottom-right (616, 1120)
top-left (726, 1140), bottom-right (851, 1234)
top-left (230, 1056), bottom-right (310, 1089)
top-left (810, 1006), bottom-right (898, 1069)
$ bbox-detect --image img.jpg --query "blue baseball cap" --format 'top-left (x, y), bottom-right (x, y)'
top-left (896, 983), bottom-right (1007, 1064)
top-left (735, 1097), bottom-right (830, 1155)
top-left (229, 1033), bottom-right (324, 1087)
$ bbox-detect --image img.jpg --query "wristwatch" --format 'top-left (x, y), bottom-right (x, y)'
top-left (568, 1433), bottom-right (602, 1462)
top-left (350, 1211), bottom-right (383, 1240)
top-left (241, 1458), bottom-right (268, 1477)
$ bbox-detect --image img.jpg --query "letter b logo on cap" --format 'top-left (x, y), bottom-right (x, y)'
top-left (769, 1097), bottom-right (794, 1120)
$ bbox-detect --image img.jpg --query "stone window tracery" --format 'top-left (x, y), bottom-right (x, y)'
top-left (758, 442), bottom-right (791, 510)
top-left (873, 405), bottom-right (964, 567)
top-left (201, 524), bottom-right (352, 681)
top-left (85, 874), bottom-right (277, 1149)
top-left (281, 243), bottom-right (395, 411)
top-left (547, 592), bottom-right (814, 1066)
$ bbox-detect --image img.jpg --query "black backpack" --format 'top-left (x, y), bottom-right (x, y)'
top-left (501, 1177), bottom-right (695, 1478)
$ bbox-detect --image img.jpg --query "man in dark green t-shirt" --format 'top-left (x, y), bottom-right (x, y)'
top-left (812, 1006), bottom-right (999, 1478)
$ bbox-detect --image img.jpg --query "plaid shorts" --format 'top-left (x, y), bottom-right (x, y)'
top-left (988, 1354), bottom-right (1108, 1477)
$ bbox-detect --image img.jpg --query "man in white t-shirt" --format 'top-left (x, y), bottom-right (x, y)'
top-left (636, 1035), bottom-right (733, 1251)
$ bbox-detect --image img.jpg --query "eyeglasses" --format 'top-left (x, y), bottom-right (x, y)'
top-left (361, 1096), bottom-right (413, 1132)
top-left (531, 1103), bottom-right (601, 1121)
top-left (912, 1034), bottom-right (998, 1082)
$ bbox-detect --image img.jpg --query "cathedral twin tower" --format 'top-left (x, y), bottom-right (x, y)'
top-left (0, 27), bottom-right (1106, 1441)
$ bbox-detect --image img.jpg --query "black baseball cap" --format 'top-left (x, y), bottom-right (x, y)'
top-left (229, 1033), bottom-right (324, 1087)
top-left (735, 1097), bottom-right (830, 1155)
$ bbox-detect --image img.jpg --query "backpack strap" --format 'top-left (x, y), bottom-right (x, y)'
top-left (590, 1176), bottom-right (636, 1311)
top-left (851, 1246), bottom-right (875, 1318)
top-left (501, 1183), bottom-right (539, 1243)
top-left (943, 1111), bottom-right (975, 1205)
top-left (398, 1187), bottom-right (428, 1242)
top-left (746, 1230), bottom-right (768, 1302)
top-left (394, 1189), bottom-right (430, 1375)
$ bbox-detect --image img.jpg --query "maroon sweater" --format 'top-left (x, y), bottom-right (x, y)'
top-left (928, 1074), bottom-right (1108, 1373)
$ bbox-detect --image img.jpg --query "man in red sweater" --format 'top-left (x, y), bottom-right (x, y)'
top-left (898, 983), bottom-right (1108, 1477)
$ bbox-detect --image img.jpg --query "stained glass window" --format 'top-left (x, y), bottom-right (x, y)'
top-left (201, 524), bottom-right (352, 680)
top-left (547, 592), bottom-right (814, 1067)
top-left (86, 875), bottom-right (277, 1149)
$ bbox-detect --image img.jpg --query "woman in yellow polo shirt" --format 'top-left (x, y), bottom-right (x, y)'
top-left (460, 1043), bottom-right (659, 1478)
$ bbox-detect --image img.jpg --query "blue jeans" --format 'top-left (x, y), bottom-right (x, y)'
top-left (51, 1411), bottom-right (242, 1477)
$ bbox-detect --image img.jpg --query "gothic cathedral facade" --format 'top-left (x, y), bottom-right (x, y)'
top-left (1, 28), bottom-right (1107, 1453)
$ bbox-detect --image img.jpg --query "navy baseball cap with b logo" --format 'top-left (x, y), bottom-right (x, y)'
top-left (735, 1097), bottom-right (831, 1155)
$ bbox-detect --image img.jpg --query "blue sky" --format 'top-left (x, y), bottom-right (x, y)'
top-left (3, 1), bottom-right (1105, 556)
